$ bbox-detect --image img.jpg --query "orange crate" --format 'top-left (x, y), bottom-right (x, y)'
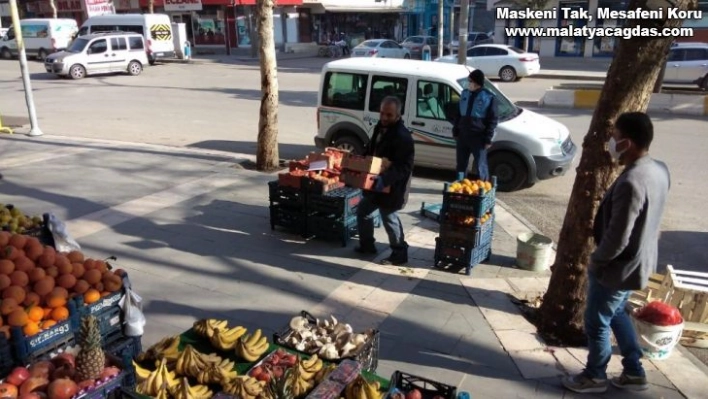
top-left (342, 171), bottom-right (389, 193)
top-left (278, 173), bottom-right (303, 189)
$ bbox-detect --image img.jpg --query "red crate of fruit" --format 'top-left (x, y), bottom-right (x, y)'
top-left (289, 160), bottom-right (310, 171)
top-left (342, 171), bottom-right (390, 193)
top-left (278, 173), bottom-right (304, 189)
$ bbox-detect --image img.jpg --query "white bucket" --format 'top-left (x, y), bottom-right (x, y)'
top-left (516, 232), bottom-right (553, 272)
top-left (631, 312), bottom-right (684, 360)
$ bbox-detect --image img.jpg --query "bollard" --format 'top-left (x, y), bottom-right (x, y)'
top-left (0, 113), bottom-right (13, 134)
top-left (422, 44), bottom-right (431, 61)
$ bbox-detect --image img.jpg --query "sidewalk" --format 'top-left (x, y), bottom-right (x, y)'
top-left (535, 56), bottom-right (608, 81)
top-left (2, 133), bottom-right (707, 398)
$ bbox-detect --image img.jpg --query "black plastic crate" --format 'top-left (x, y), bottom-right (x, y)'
top-left (76, 368), bottom-right (131, 399)
top-left (273, 310), bottom-right (380, 373)
top-left (303, 177), bottom-right (346, 195)
top-left (73, 275), bottom-right (130, 346)
top-left (307, 213), bottom-right (357, 247)
top-left (386, 371), bottom-right (457, 399)
top-left (307, 186), bottom-right (362, 217)
top-left (105, 335), bottom-right (142, 391)
top-left (0, 334), bottom-right (14, 379)
top-left (439, 212), bottom-right (495, 247)
top-left (441, 176), bottom-right (497, 218)
top-left (268, 180), bottom-right (307, 208)
top-left (270, 204), bottom-right (308, 236)
top-left (434, 236), bottom-right (492, 276)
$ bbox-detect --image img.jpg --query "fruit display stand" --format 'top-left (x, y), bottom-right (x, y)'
top-left (431, 177), bottom-right (498, 276)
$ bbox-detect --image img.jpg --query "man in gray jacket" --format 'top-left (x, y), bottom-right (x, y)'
top-left (563, 112), bottom-right (670, 394)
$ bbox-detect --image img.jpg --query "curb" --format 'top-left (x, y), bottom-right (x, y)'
top-left (533, 73), bottom-right (605, 81)
top-left (161, 54), bottom-right (320, 65)
top-left (540, 88), bottom-right (708, 116)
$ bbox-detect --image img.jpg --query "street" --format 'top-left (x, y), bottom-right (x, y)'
top-left (1, 57), bottom-right (705, 272)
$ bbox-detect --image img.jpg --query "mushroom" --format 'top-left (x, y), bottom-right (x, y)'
top-left (351, 334), bottom-right (367, 346)
top-left (288, 336), bottom-right (299, 346)
top-left (332, 323), bottom-right (349, 336)
top-left (318, 343), bottom-right (339, 360)
top-left (295, 341), bottom-right (307, 352)
top-left (289, 316), bottom-right (309, 332)
top-left (330, 315), bottom-right (338, 326)
top-left (340, 341), bottom-right (357, 357)
top-left (343, 324), bottom-right (353, 334)
top-left (335, 332), bottom-right (352, 348)
top-left (299, 330), bottom-right (314, 340)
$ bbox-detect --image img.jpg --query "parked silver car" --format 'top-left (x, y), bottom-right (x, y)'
top-left (446, 31), bottom-right (494, 54)
top-left (400, 35), bottom-right (445, 59)
top-left (664, 42), bottom-right (708, 89)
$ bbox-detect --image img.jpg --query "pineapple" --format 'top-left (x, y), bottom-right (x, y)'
top-left (75, 315), bottom-right (106, 381)
top-left (265, 368), bottom-right (295, 399)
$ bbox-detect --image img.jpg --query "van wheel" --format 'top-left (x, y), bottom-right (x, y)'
top-left (69, 64), bottom-right (86, 80)
top-left (488, 151), bottom-right (528, 192)
top-left (127, 61), bottom-right (143, 76)
top-left (499, 66), bottom-right (517, 82)
top-left (37, 49), bottom-right (48, 61)
top-left (0, 47), bottom-right (11, 60)
top-left (333, 135), bottom-right (365, 155)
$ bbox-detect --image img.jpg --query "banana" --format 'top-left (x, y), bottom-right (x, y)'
top-left (132, 360), bottom-right (153, 381)
top-left (243, 377), bottom-right (266, 397)
top-left (155, 383), bottom-right (170, 399)
top-left (246, 329), bottom-right (262, 346)
top-left (171, 377), bottom-right (214, 399)
top-left (138, 335), bottom-right (181, 364)
top-left (235, 331), bottom-right (269, 362)
top-left (224, 376), bottom-right (262, 399)
top-left (314, 363), bottom-right (336, 384)
top-left (363, 378), bottom-right (381, 399)
top-left (193, 318), bottom-right (228, 338)
top-left (222, 325), bottom-right (247, 341)
top-left (298, 363), bottom-right (316, 381)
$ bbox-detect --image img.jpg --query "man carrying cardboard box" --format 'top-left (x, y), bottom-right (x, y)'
top-left (355, 96), bottom-right (415, 266)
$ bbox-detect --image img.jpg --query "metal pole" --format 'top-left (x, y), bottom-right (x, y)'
top-left (437, 0), bottom-right (444, 59)
top-left (450, 6), bottom-right (455, 51)
top-left (9, 0), bottom-right (43, 137)
top-left (457, 0), bottom-right (470, 65)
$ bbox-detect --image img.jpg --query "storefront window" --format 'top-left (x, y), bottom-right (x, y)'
top-left (235, 6), bottom-right (253, 46)
top-left (193, 5), bottom-right (226, 46)
top-left (593, 0), bottom-right (627, 57)
top-left (555, 1), bottom-right (589, 57)
top-left (314, 13), bottom-right (398, 46)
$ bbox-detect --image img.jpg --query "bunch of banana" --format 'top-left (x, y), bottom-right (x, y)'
top-left (209, 325), bottom-right (247, 351)
top-left (193, 319), bottom-right (228, 339)
top-left (170, 377), bottom-right (214, 399)
top-left (289, 362), bottom-right (315, 398)
top-left (175, 345), bottom-right (211, 378)
top-left (344, 375), bottom-right (382, 399)
top-left (155, 384), bottom-right (170, 399)
top-left (313, 363), bottom-right (337, 384)
top-left (195, 360), bottom-right (238, 385)
top-left (235, 329), bottom-right (269, 362)
top-left (297, 355), bottom-right (324, 381)
top-left (135, 358), bottom-right (178, 397)
top-left (137, 335), bottom-right (181, 367)
top-left (223, 376), bottom-right (266, 399)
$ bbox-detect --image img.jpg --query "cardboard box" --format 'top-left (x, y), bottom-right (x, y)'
top-left (307, 147), bottom-right (349, 169)
top-left (342, 170), bottom-right (390, 193)
top-left (342, 155), bottom-right (390, 174)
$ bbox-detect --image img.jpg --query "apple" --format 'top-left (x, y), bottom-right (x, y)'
top-left (28, 362), bottom-right (54, 380)
top-left (405, 389), bottom-right (422, 399)
top-left (0, 383), bottom-right (19, 399)
top-left (18, 393), bottom-right (45, 399)
top-left (19, 377), bottom-right (48, 396)
top-left (6, 367), bottom-right (30, 387)
top-left (50, 354), bottom-right (75, 370)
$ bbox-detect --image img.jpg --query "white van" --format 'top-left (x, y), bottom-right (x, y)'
top-left (44, 33), bottom-right (149, 80)
top-left (0, 18), bottom-right (78, 61)
top-left (315, 58), bottom-right (577, 192)
top-left (78, 13), bottom-right (175, 64)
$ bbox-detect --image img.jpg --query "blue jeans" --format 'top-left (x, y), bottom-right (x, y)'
top-left (456, 138), bottom-right (489, 180)
top-left (356, 196), bottom-right (408, 257)
top-left (584, 272), bottom-right (645, 379)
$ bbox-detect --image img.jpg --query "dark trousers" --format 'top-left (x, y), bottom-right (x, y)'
top-left (357, 196), bottom-right (408, 258)
top-left (456, 137), bottom-right (489, 180)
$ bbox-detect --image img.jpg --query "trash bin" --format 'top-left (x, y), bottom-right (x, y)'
top-left (516, 232), bottom-right (553, 272)
top-left (422, 44), bottom-right (431, 61)
top-left (631, 311), bottom-right (684, 360)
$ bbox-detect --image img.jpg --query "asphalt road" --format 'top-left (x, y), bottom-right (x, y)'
top-left (0, 58), bottom-right (705, 273)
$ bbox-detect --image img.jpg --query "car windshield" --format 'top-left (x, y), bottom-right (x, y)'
top-left (360, 41), bottom-right (380, 48)
top-left (404, 37), bottom-right (424, 44)
top-left (67, 38), bottom-right (89, 53)
top-left (456, 77), bottom-right (519, 120)
top-left (508, 46), bottom-right (525, 54)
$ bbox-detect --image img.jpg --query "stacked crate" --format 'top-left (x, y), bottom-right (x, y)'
top-left (268, 179), bottom-right (309, 237)
top-left (306, 186), bottom-right (382, 246)
top-left (434, 176), bottom-right (497, 275)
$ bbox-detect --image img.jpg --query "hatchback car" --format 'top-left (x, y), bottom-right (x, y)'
top-left (351, 39), bottom-right (411, 59)
top-left (435, 44), bottom-right (540, 82)
top-left (44, 32), bottom-right (148, 79)
top-left (401, 36), bottom-right (443, 59)
top-left (664, 42), bottom-right (708, 89)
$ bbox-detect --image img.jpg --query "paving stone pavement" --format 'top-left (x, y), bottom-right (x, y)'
top-left (1, 134), bottom-right (705, 398)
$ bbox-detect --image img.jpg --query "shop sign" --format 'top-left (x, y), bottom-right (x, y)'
top-left (164, 0), bottom-right (203, 12)
top-left (114, 0), bottom-right (139, 10)
top-left (58, 0), bottom-right (84, 12)
top-left (83, 0), bottom-right (115, 17)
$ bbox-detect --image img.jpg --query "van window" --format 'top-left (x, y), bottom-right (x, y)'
top-left (416, 81), bottom-right (457, 121)
top-left (111, 37), bottom-right (127, 51)
top-left (322, 72), bottom-right (367, 111)
top-left (118, 25), bottom-right (144, 35)
top-left (455, 77), bottom-right (516, 120)
top-left (77, 26), bottom-right (88, 36)
top-left (91, 25), bottom-right (117, 33)
top-left (128, 36), bottom-right (144, 50)
top-left (21, 24), bottom-right (49, 38)
top-left (88, 39), bottom-right (108, 54)
top-left (369, 76), bottom-right (408, 114)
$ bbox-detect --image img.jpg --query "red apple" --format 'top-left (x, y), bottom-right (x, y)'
top-left (18, 393), bottom-right (45, 399)
top-left (28, 362), bottom-right (54, 380)
top-left (19, 377), bottom-right (48, 396)
top-left (272, 366), bottom-right (284, 379)
top-left (249, 366), bottom-right (263, 379)
top-left (0, 383), bottom-right (19, 399)
top-left (406, 389), bottom-right (422, 399)
top-left (50, 354), bottom-right (75, 370)
top-left (255, 372), bottom-right (271, 383)
top-left (6, 367), bottom-right (30, 387)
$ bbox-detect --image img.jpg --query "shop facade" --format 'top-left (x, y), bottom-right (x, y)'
top-left (1, 1), bottom-right (10, 29)
top-left (494, 0), bottom-right (708, 58)
top-left (401, 0), bottom-right (454, 42)
top-left (22, 0), bottom-right (138, 25)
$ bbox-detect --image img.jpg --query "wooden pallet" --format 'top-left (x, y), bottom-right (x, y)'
top-left (630, 265), bottom-right (708, 348)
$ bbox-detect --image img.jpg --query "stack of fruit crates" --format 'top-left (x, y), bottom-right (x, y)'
top-left (434, 176), bottom-right (497, 275)
top-left (268, 180), bottom-right (310, 237)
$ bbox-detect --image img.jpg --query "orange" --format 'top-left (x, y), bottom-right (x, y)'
top-left (23, 321), bottom-right (40, 336)
top-left (43, 307), bottom-right (53, 319)
top-left (27, 306), bottom-right (44, 323)
top-left (46, 295), bottom-right (67, 309)
top-left (83, 289), bottom-right (101, 305)
top-left (51, 306), bottom-right (69, 322)
top-left (41, 319), bottom-right (57, 330)
top-left (7, 309), bottom-right (29, 327)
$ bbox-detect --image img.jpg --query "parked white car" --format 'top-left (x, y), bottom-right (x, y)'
top-left (435, 44), bottom-right (541, 82)
top-left (664, 42), bottom-right (708, 89)
top-left (44, 32), bottom-right (148, 79)
top-left (351, 39), bottom-right (411, 59)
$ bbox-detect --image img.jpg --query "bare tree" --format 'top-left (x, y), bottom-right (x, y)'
top-left (149, 0), bottom-right (154, 14)
top-left (255, 0), bottom-right (279, 171)
top-left (537, 0), bottom-right (696, 345)
top-left (49, 0), bottom-right (58, 18)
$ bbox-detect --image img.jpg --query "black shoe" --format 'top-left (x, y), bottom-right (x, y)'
top-left (380, 256), bottom-right (408, 266)
top-left (354, 245), bottom-right (377, 254)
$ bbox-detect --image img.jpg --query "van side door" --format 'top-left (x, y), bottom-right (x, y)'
top-left (408, 79), bottom-right (459, 167)
top-left (365, 74), bottom-right (410, 138)
top-left (85, 38), bottom-right (111, 74)
top-left (109, 37), bottom-right (128, 71)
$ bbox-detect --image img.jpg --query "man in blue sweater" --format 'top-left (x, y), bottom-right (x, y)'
top-left (452, 69), bottom-right (498, 182)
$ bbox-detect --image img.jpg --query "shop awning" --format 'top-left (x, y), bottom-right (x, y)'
top-left (305, 0), bottom-right (405, 13)
top-left (237, 0), bottom-right (303, 4)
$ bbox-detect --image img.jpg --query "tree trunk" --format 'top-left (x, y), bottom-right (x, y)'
top-left (49, 0), bottom-right (57, 19)
top-left (653, 61), bottom-right (667, 94)
top-left (148, 0), bottom-right (154, 14)
top-left (537, 0), bottom-right (695, 346)
top-left (255, 0), bottom-right (279, 171)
